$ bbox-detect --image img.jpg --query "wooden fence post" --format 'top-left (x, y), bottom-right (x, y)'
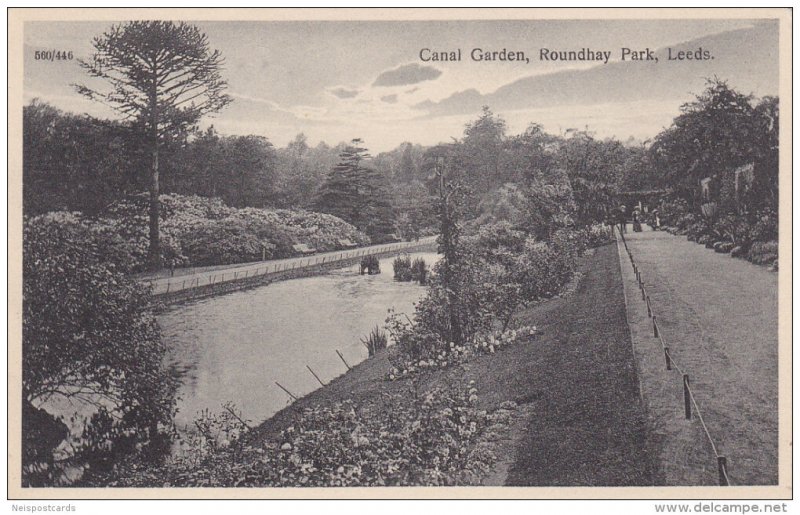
top-left (653, 316), bottom-right (659, 338)
top-left (306, 365), bottom-right (326, 387)
top-left (717, 456), bottom-right (729, 486)
top-left (664, 348), bottom-right (671, 370)
top-left (336, 349), bottom-right (351, 371)
top-left (275, 381), bottom-right (298, 402)
top-left (683, 375), bottom-right (692, 419)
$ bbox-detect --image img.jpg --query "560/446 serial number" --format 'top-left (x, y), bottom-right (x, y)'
top-left (34, 50), bottom-right (74, 61)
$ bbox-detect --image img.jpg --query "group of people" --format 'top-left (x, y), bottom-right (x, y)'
top-left (608, 204), bottom-right (654, 234)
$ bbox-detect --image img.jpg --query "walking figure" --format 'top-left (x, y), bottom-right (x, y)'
top-left (617, 204), bottom-right (628, 234)
top-left (632, 210), bottom-right (643, 232)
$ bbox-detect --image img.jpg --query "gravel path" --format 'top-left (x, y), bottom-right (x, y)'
top-left (621, 226), bottom-right (778, 485)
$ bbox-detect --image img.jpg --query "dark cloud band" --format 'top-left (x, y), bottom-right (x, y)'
top-left (373, 63), bottom-right (442, 87)
top-left (328, 87), bottom-right (360, 99)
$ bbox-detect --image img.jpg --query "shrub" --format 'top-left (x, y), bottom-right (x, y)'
top-left (580, 224), bottom-right (613, 248)
top-left (23, 214), bottom-right (177, 486)
top-left (393, 256), bottom-right (428, 284)
top-left (99, 381), bottom-right (494, 487)
top-left (387, 326), bottom-right (538, 379)
top-left (393, 256), bottom-right (413, 281)
top-left (390, 228), bottom-right (579, 368)
top-left (676, 213), bottom-right (697, 231)
top-left (750, 208), bottom-right (778, 243)
top-left (713, 213), bottom-right (753, 246)
top-left (685, 219), bottom-right (711, 241)
top-left (179, 219), bottom-right (268, 266)
top-left (747, 241), bottom-right (778, 265)
top-left (657, 198), bottom-right (690, 227)
top-left (97, 194), bottom-right (371, 269)
top-left (411, 258), bottom-right (428, 284)
top-left (714, 241), bottom-right (735, 253)
top-left (360, 255), bottom-right (381, 275)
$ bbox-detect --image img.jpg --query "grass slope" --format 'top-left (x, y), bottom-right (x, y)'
top-left (246, 242), bottom-right (655, 486)
top-left (504, 243), bottom-right (655, 485)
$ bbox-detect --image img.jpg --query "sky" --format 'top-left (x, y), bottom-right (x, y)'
top-left (23, 18), bottom-right (780, 152)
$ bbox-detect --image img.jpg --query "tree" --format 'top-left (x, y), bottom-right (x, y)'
top-left (397, 142), bottom-right (417, 182)
top-left (163, 126), bottom-right (226, 199)
top-left (650, 79), bottom-right (760, 205)
top-left (315, 139), bottom-right (395, 242)
top-left (274, 136), bottom-right (340, 208)
top-left (220, 135), bottom-right (278, 208)
top-left (23, 100), bottom-right (148, 215)
top-left (556, 130), bottom-right (625, 225)
top-left (456, 106), bottom-right (508, 215)
top-left (434, 150), bottom-right (466, 345)
top-left (750, 96), bottom-right (779, 207)
top-left (76, 21), bottom-right (232, 270)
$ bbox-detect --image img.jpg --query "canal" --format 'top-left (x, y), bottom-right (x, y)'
top-left (160, 251), bottom-right (440, 430)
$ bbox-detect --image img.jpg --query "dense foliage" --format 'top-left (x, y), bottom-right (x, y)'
top-left (21, 71), bottom-right (780, 488)
top-left (90, 381), bottom-right (495, 487)
top-left (650, 197), bottom-right (778, 268)
top-left (651, 79), bottom-right (778, 207)
top-left (22, 213), bottom-right (177, 485)
top-left (50, 194), bottom-right (370, 272)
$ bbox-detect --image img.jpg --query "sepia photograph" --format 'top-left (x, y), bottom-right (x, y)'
top-left (6, 8), bottom-right (792, 501)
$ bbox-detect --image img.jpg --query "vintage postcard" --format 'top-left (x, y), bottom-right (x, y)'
top-left (7, 8), bottom-right (792, 501)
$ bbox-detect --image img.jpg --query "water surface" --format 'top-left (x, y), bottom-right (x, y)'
top-left (160, 252), bottom-right (440, 429)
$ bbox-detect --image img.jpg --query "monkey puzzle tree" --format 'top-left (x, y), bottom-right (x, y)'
top-left (75, 21), bottom-right (231, 270)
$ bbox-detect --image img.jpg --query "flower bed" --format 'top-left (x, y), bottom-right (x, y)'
top-left (653, 200), bottom-right (778, 269)
top-left (387, 326), bottom-right (539, 381)
top-left (99, 381), bottom-right (495, 487)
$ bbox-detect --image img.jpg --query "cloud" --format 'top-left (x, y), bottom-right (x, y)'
top-left (413, 88), bottom-right (484, 115)
top-left (230, 92), bottom-right (282, 110)
top-left (380, 94), bottom-right (398, 104)
top-left (373, 63), bottom-right (442, 87)
top-left (328, 87), bottom-right (360, 99)
top-left (412, 25), bottom-right (778, 118)
top-left (405, 87), bottom-right (419, 94)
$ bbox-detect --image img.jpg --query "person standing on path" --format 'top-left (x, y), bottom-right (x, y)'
top-left (617, 204), bottom-right (628, 234)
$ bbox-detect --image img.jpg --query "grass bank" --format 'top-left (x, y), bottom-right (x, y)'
top-left (245, 242), bottom-right (655, 486)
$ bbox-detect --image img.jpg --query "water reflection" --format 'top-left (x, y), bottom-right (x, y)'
top-left (160, 252), bottom-right (440, 429)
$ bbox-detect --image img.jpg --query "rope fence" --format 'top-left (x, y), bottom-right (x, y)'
top-left (618, 228), bottom-right (732, 487)
top-left (149, 238), bottom-right (436, 295)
